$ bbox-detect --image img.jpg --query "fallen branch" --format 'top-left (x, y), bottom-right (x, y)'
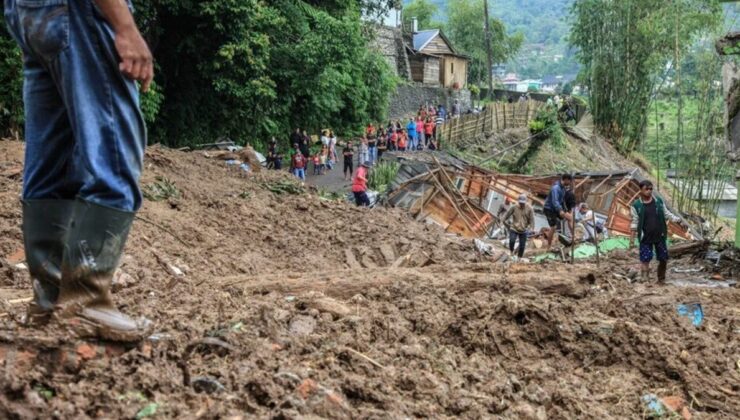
top-left (135, 216), bottom-right (192, 247)
top-left (343, 347), bottom-right (386, 369)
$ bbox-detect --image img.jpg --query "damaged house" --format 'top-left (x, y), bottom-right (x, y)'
top-left (386, 153), bottom-right (695, 241)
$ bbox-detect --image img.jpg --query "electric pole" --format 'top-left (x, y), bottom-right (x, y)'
top-left (483, 0), bottom-right (494, 101)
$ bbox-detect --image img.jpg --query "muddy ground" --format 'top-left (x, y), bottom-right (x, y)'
top-left (0, 140), bottom-right (738, 419)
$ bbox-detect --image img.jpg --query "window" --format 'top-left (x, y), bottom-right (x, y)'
top-left (454, 177), bottom-right (465, 191)
top-left (451, 62), bottom-right (454, 74)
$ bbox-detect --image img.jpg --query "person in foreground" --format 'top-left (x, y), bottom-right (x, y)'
top-left (5, 0), bottom-right (154, 341)
top-left (502, 194), bottom-right (535, 260)
top-left (629, 180), bottom-right (687, 283)
top-left (352, 162), bottom-right (371, 207)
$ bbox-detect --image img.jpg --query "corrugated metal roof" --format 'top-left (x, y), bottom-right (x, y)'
top-left (413, 30), bottom-right (439, 51)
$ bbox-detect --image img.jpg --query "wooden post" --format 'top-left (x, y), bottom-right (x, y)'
top-left (570, 214), bottom-right (576, 264)
top-left (503, 104), bottom-right (507, 129)
top-left (591, 211), bottom-right (601, 267)
top-left (482, 107), bottom-right (487, 133)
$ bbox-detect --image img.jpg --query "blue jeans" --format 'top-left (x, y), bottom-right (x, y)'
top-left (293, 168), bottom-right (305, 180)
top-left (368, 146), bottom-right (377, 164)
top-left (509, 230), bottom-right (527, 258)
top-left (4, 0), bottom-right (146, 211)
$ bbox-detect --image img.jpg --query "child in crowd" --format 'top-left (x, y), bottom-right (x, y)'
top-left (319, 145), bottom-right (328, 174)
top-left (291, 145), bottom-right (307, 181)
top-left (313, 153), bottom-right (320, 175)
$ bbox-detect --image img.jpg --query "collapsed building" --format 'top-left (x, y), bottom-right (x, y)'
top-left (385, 152), bottom-right (696, 242)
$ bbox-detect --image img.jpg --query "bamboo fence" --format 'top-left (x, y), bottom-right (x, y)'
top-left (440, 101), bottom-right (545, 148)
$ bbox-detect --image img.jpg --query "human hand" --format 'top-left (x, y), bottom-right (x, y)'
top-left (115, 26), bottom-right (154, 92)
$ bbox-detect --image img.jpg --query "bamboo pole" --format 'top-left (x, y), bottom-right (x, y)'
top-left (592, 211), bottom-right (600, 267)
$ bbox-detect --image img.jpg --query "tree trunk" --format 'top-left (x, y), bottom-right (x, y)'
top-left (483, 0), bottom-right (494, 101)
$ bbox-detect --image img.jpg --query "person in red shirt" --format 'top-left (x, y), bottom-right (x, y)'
top-left (398, 130), bottom-right (408, 151)
top-left (366, 123), bottom-right (376, 139)
top-left (424, 118), bottom-right (435, 148)
top-left (291, 144), bottom-right (307, 181)
top-left (352, 161), bottom-right (371, 206)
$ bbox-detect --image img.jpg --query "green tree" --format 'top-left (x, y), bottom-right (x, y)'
top-left (0, 30), bottom-right (23, 138)
top-left (569, 0), bottom-right (721, 153)
top-left (403, 0), bottom-right (439, 30)
top-left (0, 1), bottom-right (396, 150)
top-left (138, 0), bottom-right (397, 149)
top-left (446, 0), bottom-right (523, 86)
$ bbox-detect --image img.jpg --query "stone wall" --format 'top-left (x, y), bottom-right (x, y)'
top-left (388, 84), bottom-right (472, 120)
top-left (372, 26), bottom-right (411, 81)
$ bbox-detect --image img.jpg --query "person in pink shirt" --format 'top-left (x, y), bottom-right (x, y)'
top-left (415, 118), bottom-right (425, 151)
top-left (352, 161), bottom-right (371, 206)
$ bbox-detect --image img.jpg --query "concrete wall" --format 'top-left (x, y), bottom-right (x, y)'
top-left (388, 84), bottom-right (472, 120)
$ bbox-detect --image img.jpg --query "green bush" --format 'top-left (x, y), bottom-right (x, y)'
top-left (368, 161), bottom-right (400, 192)
top-left (0, 33), bottom-right (23, 138)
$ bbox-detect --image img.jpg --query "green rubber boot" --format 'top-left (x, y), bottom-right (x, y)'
top-left (57, 199), bottom-right (152, 342)
top-left (657, 261), bottom-right (668, 284)
top-left (22, 200), bottom-right (75, 326)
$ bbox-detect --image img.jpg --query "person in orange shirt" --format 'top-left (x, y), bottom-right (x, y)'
top-left (424, 118), bottom-right (435, 148)
top-left (398, 129), bottom-right (408, 151)
top-left (390, 130), bottom-right (398, 151)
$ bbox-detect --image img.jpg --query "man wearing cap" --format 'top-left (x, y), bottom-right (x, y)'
top-left (352, 161), bottom-right (371, 207)
top-left (502, 194), bottom-right (535, 259)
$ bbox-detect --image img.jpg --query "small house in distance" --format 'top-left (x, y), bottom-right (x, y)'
top-left (409, 29), bottom-right (469, 89)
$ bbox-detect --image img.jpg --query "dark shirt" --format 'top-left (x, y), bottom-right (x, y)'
top-left (544, 181), bottom-right (566, 213)
top-left (641, 200), bottom-right (661, 244)
top-left (290, 132), bottom-right (302, 146)
top-left (343, 146), bottom-right (353, 164)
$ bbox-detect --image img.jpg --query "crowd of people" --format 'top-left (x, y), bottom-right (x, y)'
top-left (264, 101), bottom-right (459, 185)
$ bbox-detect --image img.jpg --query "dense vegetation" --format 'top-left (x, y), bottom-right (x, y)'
top-left (570, 0), bottom-right (721, 154)
top-left (0, 1), bottom-right (398, 149)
